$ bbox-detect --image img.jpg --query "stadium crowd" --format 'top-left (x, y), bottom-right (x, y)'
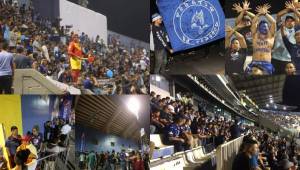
top-left (261, 111), bottom-right (300, 130)
top-left (150, 91), bottom-right (300, 170)
top-left (0, 117), bottom-right (72, 170)
top-left (232, 129), bottom-right (300, 170)
top-left (150, 91), bottom-right (249, 152)
top-left (0, 0), bottom-right (149, 94)
top-left (225, 0), bottom-right (300, 76)
top-left (78, 149), bottom-right (149, 170)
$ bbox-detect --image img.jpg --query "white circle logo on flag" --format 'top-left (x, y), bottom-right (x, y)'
top-left (173, 0), bottom-right (220, 45)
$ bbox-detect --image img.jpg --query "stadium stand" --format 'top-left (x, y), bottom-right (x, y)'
top-left (150, 74), bottom-right (300, 170)
top-left (0, 0), bottom-right (149, 94)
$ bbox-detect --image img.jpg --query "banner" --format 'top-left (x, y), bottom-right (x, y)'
top-left (157, 0), bottom-right (225, 52)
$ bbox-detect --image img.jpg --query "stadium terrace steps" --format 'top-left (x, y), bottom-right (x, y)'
top-left (150, 134), bottom-right (175, 159)
top-left (13, 69), bottom-right (65, 94)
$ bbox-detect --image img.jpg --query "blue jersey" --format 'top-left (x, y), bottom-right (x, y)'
top-left (181, 125), bottom-right (191, 133)
top-left (167, 123), bottom-right (181, 138)
top-left (120, 152), bottom-right (126, 161)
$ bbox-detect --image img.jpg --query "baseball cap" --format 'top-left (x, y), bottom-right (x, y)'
top-left (21, 135), bottom-right (31, 142)
top-left (243, 15), bottom-right (251, 21)
top-left (279, 159), bottom-right (294, 169)
top-left (285, 15), bottom-right (295, 21)
top-left (152, 13), bottom-right (162, 22)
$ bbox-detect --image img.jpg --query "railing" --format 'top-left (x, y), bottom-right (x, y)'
top-left (36, 132), bottom-right (75, 170)
top-left (216, 136), bottom-right (245, 170)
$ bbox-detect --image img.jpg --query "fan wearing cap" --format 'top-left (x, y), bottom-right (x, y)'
top-left (232, 0), bottom-right (255, 56)
top-left (151, 13), bottom-right (173, 74)
top-left (225, 25), bottom-right (247, 75)
top-left (68, 33), bottom-right (83, 82)
top-left (246, 4), bottom-right (276, 75)
top-left (281, 3), bottom-right (300, 74)
top-left (272, 1), bottom-right (300, 74)
top-left (232, 138), bottom-right (259, 170)
top-left (16, 135), bottom-right (38, 163)
top-left (278, 159), bottom-right (294, 170)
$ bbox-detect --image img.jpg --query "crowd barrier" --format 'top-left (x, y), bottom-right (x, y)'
top-left (216, 135), bottom-right (245, 170)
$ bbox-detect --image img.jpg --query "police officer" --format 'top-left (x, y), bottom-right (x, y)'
top-left (151, 13), bottom-right (173, 74)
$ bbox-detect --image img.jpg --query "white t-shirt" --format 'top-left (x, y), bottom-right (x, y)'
top-left (42, 45), bottom-right (50, 61)
top-left (61, 124), bottom-right (72, 135)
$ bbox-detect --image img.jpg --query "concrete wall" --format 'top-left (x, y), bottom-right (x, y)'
top-left (59, 0), bottom-right (108, 44)
top-left (21, 95), bottom-right (57, 134)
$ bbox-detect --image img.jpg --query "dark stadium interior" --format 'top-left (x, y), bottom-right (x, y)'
top-left (67, 0), bottom-right (149, 42)
top-left (225, 0), bottom-right (286, 18)
top-left (231, 75), bottom-right (300, 111)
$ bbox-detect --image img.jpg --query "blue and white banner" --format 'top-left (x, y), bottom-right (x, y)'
top-left (157, 0), bottom-right (225, 52)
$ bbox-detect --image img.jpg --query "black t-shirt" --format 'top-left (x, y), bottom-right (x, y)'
top-left (225, 48), bottom-right (247, 75)
top-left (239, 26), bottom-right (253, 55)
top-left (232, 152), bottom-right (251, 170)
top-left (152, 24), bottom-right (171, 51)
top-left (230, 124), bottom-right (241, 139)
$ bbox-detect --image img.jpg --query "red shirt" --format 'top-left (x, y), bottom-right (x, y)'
top-left (133, 159), bottom-right (144, 170)
top-left (68, 41), bottom-right (82, 59)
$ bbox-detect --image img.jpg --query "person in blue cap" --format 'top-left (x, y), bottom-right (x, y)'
top-left (151, 13), bottom-right (173, 74)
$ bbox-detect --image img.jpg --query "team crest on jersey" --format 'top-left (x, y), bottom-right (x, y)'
top-left (173, 0), bottom-right (220, 45)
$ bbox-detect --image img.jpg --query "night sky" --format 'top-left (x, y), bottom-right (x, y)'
top-left (225, 0), bottom-right (286, 18)
top-left (67, 0), bottom-right (149, 42)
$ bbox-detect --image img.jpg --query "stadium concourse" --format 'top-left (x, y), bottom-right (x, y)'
top-left (0, 0), bottom-right (149, 95)
top-left (149, 74), bottom-right (300, 170)
top-left (74, 95), bottom-right (150, 170)
top-left (0, 95), bottom-right (75, 170)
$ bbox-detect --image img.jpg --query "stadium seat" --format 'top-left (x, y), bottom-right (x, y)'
top-left (192, 147), bottom-right (205, 159)
top-left (150, 134), bottom-right (175, 159)
top-left (185, 150), bottom-right (203, 164)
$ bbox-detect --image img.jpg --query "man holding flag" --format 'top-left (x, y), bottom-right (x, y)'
top-left (152, 13), bottom-right (173, 74)
top-left (68, 34), bottom-right (83, 82)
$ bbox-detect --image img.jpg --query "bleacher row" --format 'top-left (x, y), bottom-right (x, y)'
top-left (150, 134), bottom-right (216, 170)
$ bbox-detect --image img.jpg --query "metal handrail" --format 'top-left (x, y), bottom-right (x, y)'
top-left (36, 148), bottom-right (67, 162)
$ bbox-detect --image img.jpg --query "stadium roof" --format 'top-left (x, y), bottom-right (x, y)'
top-left (75, 95), bottom-right (149, 141)
top-left (231, 75), bottom-right (285, 108)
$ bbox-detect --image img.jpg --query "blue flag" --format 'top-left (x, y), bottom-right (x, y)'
top-left (157, 0), bottom-right (225, 52)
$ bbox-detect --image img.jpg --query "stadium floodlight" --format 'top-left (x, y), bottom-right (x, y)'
top-left (155, 75), bottom-right (161, 82)
top-left (127, 97), bottom-right (140, 120)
